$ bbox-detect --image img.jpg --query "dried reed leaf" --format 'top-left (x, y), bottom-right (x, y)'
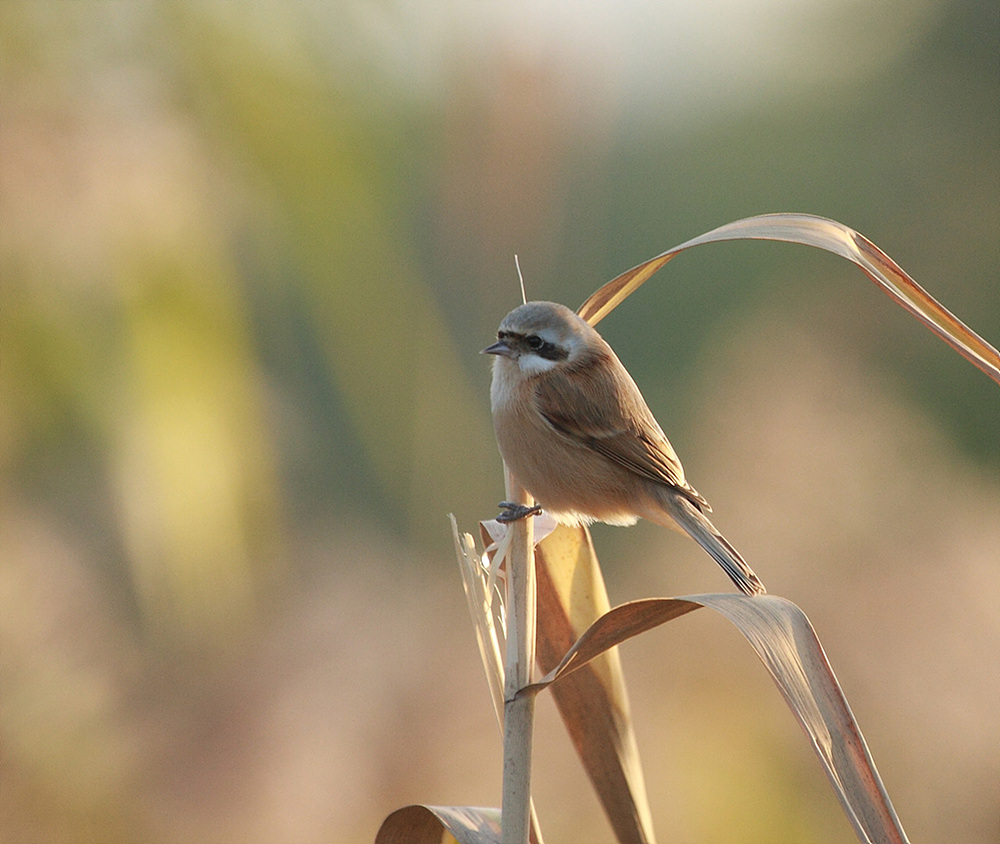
top-left (533, 524), bottom-right (657, 844)
top-left (375, 804), bottom-right (502, 844)
top-left (452, 515), bottom-right (506, 731)
top-left (375, 802), bottom-right (545, 844)
top-left (480, 519), bottom-right (656, 844)
top-left (458, 516), bottom-right (547, 844)
top-left (524, 593), bottom-right (910, 844)
top-left (577, 213), bottom-right (1000, 384)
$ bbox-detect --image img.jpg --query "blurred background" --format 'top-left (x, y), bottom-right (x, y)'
top-left (1, 1), bottom-right (998, 842)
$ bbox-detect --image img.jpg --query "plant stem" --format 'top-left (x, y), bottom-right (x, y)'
top-left (501, 469), bottom-right (537, 844)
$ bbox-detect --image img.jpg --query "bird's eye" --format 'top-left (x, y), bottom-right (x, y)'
top-left (526, 335), bottom-right (544, 351)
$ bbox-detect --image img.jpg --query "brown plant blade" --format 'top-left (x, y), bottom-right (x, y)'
top-left (455, 516), bottom-right (547, 844)
top-left (375, 804), bottom-right (546, 844)
top-left (453, 516), bottom-right (506, 732)
top-left (524, 594), bottom-right (910, 844)
top-left (577, 213), bottom-right (1000, 384)
top-left (480, 521), bottom-right (658, 844)
top-left (699, 594), bottom-right (908, 844)
top-left (375, 804), bottom-right (501, 844)
top-left (534, 524), bottom-right (658, 844)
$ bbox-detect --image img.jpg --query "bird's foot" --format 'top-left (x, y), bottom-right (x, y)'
top-left (496, 501), bottom-right (542, 523)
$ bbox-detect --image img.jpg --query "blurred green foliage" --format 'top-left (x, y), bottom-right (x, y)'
top-left (1, 2), bottom-right (996, 843)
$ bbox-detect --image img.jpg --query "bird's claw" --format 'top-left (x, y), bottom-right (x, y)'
top-left (496, 501), bottom-right (542, 523)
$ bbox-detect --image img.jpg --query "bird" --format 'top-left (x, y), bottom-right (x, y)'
top-left (483, 300), bottom-right (765, 596)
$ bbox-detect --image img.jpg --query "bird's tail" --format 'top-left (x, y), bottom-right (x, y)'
top-left (656, 493), bottom-right (766, 596)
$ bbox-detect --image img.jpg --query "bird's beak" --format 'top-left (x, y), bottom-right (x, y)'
top-left (481, 340), bottom-right (514, 358)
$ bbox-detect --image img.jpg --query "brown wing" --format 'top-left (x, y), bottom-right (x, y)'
top-left (534, 349), bottom-right (710, 510)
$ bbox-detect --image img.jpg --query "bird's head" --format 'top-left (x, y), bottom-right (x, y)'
top-left (482, 301), bottom-right (596, 376)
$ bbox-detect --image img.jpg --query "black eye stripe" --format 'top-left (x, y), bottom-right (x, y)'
top-left (495, 329), bottom-right (568, 360)
top-left (525, 334), bottom-right (567, 361)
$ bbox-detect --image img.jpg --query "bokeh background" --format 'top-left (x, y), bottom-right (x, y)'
top-left (2, 2), bottom-right (998, 843)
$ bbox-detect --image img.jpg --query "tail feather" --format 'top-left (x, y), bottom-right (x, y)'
top-left (657, 493), bottom-right (766, 596)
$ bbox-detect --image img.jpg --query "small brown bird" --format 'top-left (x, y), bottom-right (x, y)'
top-left (483, 300), bottom-right (765, 596)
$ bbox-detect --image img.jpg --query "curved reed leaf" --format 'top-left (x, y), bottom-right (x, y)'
top-left (486, 521), bottom-right (659, 844)
top-left (577, 213), bottom-right (1000, 384)
top-left (375, 804), bottom-right (503, 844)
top-left (453, 516), bottom-right (507, 731)
top-left (452, 515), bottom-right (547, 844)
top-left (523, 593), bottom-right (910, 844)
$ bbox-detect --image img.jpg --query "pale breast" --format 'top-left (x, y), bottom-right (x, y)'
top-left (490, 362), bottom-right (644, 526)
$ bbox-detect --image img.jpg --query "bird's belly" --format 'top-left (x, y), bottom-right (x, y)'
top-left (493, 397), bottom-right (643, 527)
